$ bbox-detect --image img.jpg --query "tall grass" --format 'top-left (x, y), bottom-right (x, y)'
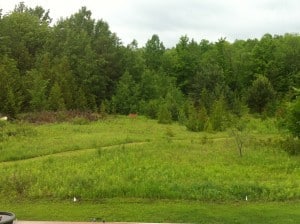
top-left (0, 116), bottom-right (299, 202)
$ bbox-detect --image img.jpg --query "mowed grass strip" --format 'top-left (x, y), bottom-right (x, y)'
top-left (0, 115), bottom-right (231, 162)
top-left (0, 116), bottom-right (179, 162)
top-left (0, 199), bottom-right (299, 224)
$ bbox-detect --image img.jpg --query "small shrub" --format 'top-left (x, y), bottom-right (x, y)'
top-left (201, 135), bottom-right (208, 144)
top-left (144, 100), bottom-right (159, 119)
top-left (280, 136), bottom-right (300, 156)
top-left (210, 97), bottom-right (228, 131)
top-left (287, 97), bottom-right (300, 138)
top-left (11, 126), bottom-right (37, 138)
top-left (99, 101), bottom-right (108, 118)
top-left (72, 117), bottom-right (90, 125)
top-left (157, 104), bottom-right (172, 124)
top-left (0, 121), bottom-right (8, 143)
top-left (165, 127), bottom-right (175, 137)
top-left (96, 148), bottom-right (104, 157)
top-left (178, 108), bottom-right (187, 125)
top-left (17, 111), bottom-right (100, 123)
top-left (6, 172), bottom-right (35, 197)
top-left (229, 118), bottom-right (251, 157)
top-left (186, 105), bottom-right (208, 132)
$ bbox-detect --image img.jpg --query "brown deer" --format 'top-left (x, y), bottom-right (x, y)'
top-left (128, 113), bottom-right (138, 118)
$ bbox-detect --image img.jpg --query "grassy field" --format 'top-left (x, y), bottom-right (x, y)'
top-left (0, 115), bottom-right (299, 223)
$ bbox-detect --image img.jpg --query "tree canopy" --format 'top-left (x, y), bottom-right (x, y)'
top-left (0, 3), bottom-right (299, 135)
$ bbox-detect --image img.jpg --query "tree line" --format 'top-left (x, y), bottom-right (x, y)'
top-left (0, 3), bottom-right (299, 135)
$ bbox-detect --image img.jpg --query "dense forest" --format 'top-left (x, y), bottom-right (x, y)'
top-left (0, 3), bottom-right (299, 136)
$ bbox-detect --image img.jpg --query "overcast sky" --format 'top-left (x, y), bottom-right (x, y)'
top-left (1, 0), bottom-right (300, 47)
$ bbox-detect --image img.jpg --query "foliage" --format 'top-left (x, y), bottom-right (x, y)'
top-left (247, 75), bottom-right (276, 114)
top-left (0, 116), bottom-right (299, 203)
top-left (1, 3), bottom-right (300, 222)
top-left (0, 3), bottom-right (299, 122)
top-left (287, 96), bottom-right (300, 137)
top-left (141, 99), bottom-right (159, 119)
top-left (229, 118), bottom-right (249, 157)
top-left (0, 56), bottom-right (22, 117)
top-left (185, 104), bottom-right (208, 132)
top-left (157, 103), bottom-right (172, 124)
top-left (16, 111), bottom-right (100, 124)
top-left (210, 96), bottom-right (229, 131)
top-left (280, 136), bottom-right (300, 156)
top-left (26, 69), bottom-right (49, 112)
top-left (47, 82), bottom-right (65, 111)
top-left (144, 34), bottom-right (165, 70)
top-left (112, 71), bottom-right (139, 114)
top-left (72, 117), bottom-right (90, 125)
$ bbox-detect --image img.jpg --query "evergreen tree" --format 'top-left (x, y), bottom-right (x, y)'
top-left (142, 99), bottom-right (159, 119)
top-left (3, 87), bottom-right (19, 117)
top-left (112, 71), bottom-right (139, 114)
top-left (48, 82), bottom-right (65, 111)
top-left (27, 70), bottom-right (48, 112)
top-left (44, 56), bottom-right (77, 110)
top-left (75, 88), bottom-right (88, 111)
top-left (247, 75), bottom-right (275, 114)
top-left (157, 103), bottom-right (172, 124)
top-left (287, 88), bottom-right (300, 137)
top-left (144, 34), bottom-right (165, 70)
top-left (0, 56), bottom-right (22, 116)
top-left (186, 103), bottom-right (208, 132)
top-left (210, 96), bottom-right (228, 131)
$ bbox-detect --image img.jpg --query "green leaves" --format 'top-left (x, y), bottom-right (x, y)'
top-left (287, 97), bottom-right (300, 138)
top-left (247, 75), bottom-right (275, 114)
top-left (48, 82), bottom-right (65, 111)
top-left (185, 104), bottom-right (208, 132)
top-left (1, 2), bottom-right (300, 122)
top-left (26, 70), bottom-right (48, 112)
top-left (112, 71), bottom-right (139, 114)
top-left (0, 56), bottom-right (22, 117)
top-left (144, 34), bottom-right (165, 70)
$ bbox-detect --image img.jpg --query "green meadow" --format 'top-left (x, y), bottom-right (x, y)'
top-left (0, 116), bottom-right (299, 223)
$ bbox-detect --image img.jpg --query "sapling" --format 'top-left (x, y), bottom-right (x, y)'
top-left (230, 119), bottom-right (249, 157)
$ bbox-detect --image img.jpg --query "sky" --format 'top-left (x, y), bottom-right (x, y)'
top-left (1, 0), bottom-right (300, 47)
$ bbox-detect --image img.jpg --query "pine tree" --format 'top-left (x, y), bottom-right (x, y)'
top-left (186, 103), bottom-right (208, 132)
top-left (287, 90), bottom-right (300, 137)
top-left (75, 88), bottom-right (88, 111)
top-left (157, 103), bottom-right (172, 124)
top-left (3, 86), bottom-right (20, 117)
top-left (112, 71), bottom-right (139, 114)
top-left (247, 75), bottom-right (275, 114)
top-left (210, 96), bottom-right (228, 131)
top-left (27, 70), bottom-right (48, 112)
top-left (48, 82), bottom-right (65, 111)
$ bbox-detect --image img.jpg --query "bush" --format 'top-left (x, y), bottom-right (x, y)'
top-left (229, 119), bottom-right (249, 157)
top-left (0, 120), bottom-right (8, 142)
top-left (287, 97), bottom-right (300, 138)
top-left (247, 75), bottom-right (275, 114)
top-left (186, 105), bottom-right (208, 132)
top-left (280, 136), bottom-right (300, 156)
top-left (210, 97), bottom-right (228, 131)
top-left (17, 111), bottom-right (100, 123)
top-left (143, 100), bottom-right (159, 119)
top-left (72, 117), bottom-right (90, 125)
top-left (157, 104), bottom-right (172, 124)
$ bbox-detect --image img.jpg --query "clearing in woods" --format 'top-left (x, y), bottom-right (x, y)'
top-left (0, 116), bottom-right (299, 223)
